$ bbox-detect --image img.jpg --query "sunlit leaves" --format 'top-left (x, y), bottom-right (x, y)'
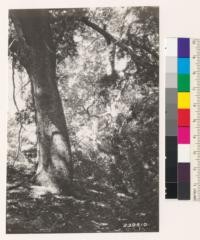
top-left (8, 8), bottom-right (158, 227)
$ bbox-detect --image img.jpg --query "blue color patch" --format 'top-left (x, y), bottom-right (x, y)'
top-left (178, 58), bottom-right (190, 74)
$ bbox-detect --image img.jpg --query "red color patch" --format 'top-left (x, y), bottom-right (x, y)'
top-left (178, 109), bottom-right (190, 126)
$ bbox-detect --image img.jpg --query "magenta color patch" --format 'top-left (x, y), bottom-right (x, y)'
top-left (178, 127), bottom-right (190, 144)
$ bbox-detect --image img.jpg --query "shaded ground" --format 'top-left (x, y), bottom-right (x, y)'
top-left (6, 165), bottom-right (158, 233)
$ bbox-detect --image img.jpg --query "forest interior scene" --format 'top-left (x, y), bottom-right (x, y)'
top-left (7, 7), bottom-right (159, 233)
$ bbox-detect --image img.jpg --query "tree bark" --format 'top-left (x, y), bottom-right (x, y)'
top-left (10, 10), bottom-right (73, 193)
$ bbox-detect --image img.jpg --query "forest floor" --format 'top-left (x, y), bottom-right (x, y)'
top-left (6, 163), bottom-right (155, 233)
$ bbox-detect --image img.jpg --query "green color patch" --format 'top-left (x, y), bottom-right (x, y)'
top-left (178, 74), bottom-right (190, 92)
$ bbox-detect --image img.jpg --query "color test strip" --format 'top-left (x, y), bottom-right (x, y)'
top-left (165, 38), bottom-right (177, 198)
top-left (166, 38), bottom-right (200, 201)
top-left (177, 38), bottom-right (190, 200)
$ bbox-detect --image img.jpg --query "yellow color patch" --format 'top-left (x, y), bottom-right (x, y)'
top-left (178, 92), bottom-right (190, 109)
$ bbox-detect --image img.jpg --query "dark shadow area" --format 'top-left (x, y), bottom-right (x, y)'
top-left (6, 164), bottom-right (158, 233)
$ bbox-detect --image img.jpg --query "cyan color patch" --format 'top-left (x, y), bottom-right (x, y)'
top-left (178, 58), bottom-right (190, 74)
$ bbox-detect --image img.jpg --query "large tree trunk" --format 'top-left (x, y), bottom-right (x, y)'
top-left (11, 10), bottom-right (73, 193)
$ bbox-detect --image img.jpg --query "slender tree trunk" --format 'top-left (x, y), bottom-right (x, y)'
top-left (11, 10), bottom-right (73, 193)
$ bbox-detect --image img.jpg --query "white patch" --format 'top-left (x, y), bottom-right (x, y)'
top-left (88, 189), bottom-right (104, 195)
top-left (117, 192), bottom-right (132, 199)
top-left (30, 185), bottom-right (58, 198)
top-left (91, 220), bottom-right (108, 226)
top-left (115, 57), bottom-right (128, 71)
top-left (52, 134), bottom-right (67, 156)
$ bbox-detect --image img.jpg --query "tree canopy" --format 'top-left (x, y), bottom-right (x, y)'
top-left (7, 7), bottom-right (159, 233)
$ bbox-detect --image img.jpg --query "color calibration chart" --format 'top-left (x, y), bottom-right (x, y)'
top-left (165, 38), bottom-right (200, 200)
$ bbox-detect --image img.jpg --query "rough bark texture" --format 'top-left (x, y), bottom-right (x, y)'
top-left (10, 10), bottom-right (73, 193)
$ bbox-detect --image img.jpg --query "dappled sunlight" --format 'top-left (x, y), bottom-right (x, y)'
top-left (30, 185), bottom-right (59, 198)
top-left (7, 6), bottom-right (159, 233)
top-left (6, 164), bottom-right (157, 233)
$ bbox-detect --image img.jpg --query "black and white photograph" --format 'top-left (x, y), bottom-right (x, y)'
top-left (7, 7), bottom-right (159, 233)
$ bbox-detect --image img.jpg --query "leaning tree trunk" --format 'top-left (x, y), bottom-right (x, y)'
top-left (10, 10), bottom-right (73, 193)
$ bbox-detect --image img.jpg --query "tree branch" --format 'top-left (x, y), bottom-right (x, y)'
top-left (80, 17), bottom-right (137, 61)
top-left (80, 104), bottom-right (100, 119)
top-left (10, 11), bottom-right (31, 51)
top-left (9, 10), bottom-right (33, 68)
top-left (80, 17), bottom-right (159, 69)
top-left (8, 39), bottom-right (16, 50)
top-left (12, 60), bottom-right (20, 113)
top-left (127, 27), bottom-right (158, 60)
top-left (11, 60), bottom-right (24, 167)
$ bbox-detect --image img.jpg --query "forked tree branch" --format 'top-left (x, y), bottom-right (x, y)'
top-left (79, 17), bottom-right (159, 70)
top-left (80, 17), bottom-right (136, 60)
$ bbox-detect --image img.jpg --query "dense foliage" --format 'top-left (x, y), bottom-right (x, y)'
top-left (7, 7), bottom-right (159, 232)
